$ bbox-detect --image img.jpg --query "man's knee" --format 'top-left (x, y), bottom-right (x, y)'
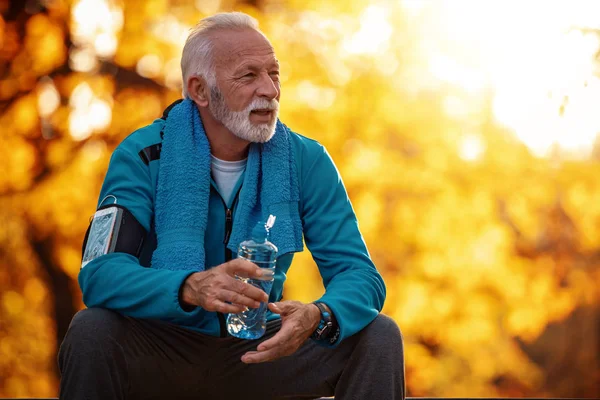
top-left (360, 314), bottom-right (404, 355)
top-left (65, 307), bottom-right (124, 340)
top-left (58, 308), bottom-right (125, 366)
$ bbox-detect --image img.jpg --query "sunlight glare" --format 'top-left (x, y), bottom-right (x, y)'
top-left (88, 99), bottom-right (112, 131)
top-left (342, 5), bottom-right (392, 55)
top-left (136, 54), bottom-right (163, 78)
top-left (71, 0), bottom-right (123, 58)
top-left (418, 0), bottom-right (600, 158)
top-left (295, 80), bottom-right (336, 110)
top-left (68, 83), bottom-right (112, 140)
top-left (69, 110), bottom-right (92, 141)
top-left (459, 134), bottom-right (485, 162)
top-left (94, 33), bottom-right (118, 58)
top-left (36, 78), bottom-right (60, 118)
top-left (150, 15), bottom-right (190, 47)
top-left (69, 46), bottom-right (98, 72)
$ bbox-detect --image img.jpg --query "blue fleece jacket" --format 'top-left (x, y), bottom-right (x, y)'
top-left (78, 117), bottom-right (386, 346)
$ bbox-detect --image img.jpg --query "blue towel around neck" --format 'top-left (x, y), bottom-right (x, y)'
top-left (151, 99), bottom-right (303, 273)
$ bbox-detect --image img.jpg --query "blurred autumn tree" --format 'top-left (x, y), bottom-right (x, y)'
top-left (1, 0), bottom-right (599, 398)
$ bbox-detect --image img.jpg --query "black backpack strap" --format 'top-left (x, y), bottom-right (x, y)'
top-left (137, 99), bottom-right (183, 164)
top-left (161, 99), bottom-right (184, 120)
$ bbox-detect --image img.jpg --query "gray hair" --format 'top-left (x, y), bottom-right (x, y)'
top-left (181, 12), bottom-right (260, 98)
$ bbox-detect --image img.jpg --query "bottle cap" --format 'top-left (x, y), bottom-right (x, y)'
top-left (250, 215), bottom-right (276, 242)
top-left (251, 221), bottom-right (268, 242)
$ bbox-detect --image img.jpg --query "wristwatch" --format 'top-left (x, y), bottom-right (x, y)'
top-left (310, 302), bottom-right (340, 344)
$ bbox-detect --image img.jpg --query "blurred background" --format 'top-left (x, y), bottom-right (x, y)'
top-left (1, 0), bottom-right (600, 397)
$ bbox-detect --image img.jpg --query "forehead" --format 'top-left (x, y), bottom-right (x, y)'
top-left (211, 29), bottom-right (277, 70)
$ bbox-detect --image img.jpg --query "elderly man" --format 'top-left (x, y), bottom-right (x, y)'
top-left (59, 12), bottom-right (404, 400)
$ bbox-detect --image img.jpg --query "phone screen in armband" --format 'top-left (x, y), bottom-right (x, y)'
top-left (81, 207), bottom-right (124, 268)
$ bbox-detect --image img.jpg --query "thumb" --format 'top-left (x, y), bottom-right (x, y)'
top-left (268, 302), bottom-right (282, 314)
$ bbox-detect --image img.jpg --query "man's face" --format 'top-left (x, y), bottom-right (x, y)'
top-left (208, 29), bottom-right (281, 143)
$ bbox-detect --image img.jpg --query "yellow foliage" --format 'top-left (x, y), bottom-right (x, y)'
top-left (9, 95), bottom-right (40, 136)
top-left (0, 136), bottom-right (37, 193)
top-left (23, 278), bottom-right (48, 307)
top-left (3, 291), bottom-right (25, 316)
top-left (25, 14), bottom-right (67, 75)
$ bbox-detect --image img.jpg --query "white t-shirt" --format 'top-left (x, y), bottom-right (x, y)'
top-left (211, 155), bottom-right (247, 206)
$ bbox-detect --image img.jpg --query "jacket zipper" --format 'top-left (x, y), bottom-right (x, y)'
top-left (216, 207), bottom-right (233, 338)
top-left (223, 208), bottom-right (234, 260)
top-left (216, 186), bottom-right (242, 338)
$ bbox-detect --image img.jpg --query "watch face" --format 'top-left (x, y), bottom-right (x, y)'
top-left (312, 302), bottom-right (336, 341)
top-left (317, 321), bottom-right (333, 339)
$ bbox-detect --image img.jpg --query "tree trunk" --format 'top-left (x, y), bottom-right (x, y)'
top-left (31, 238), bottom-right (78, 379)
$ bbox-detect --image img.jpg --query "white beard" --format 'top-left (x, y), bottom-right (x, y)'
top-left (208, 86), bottom-right (279, 143)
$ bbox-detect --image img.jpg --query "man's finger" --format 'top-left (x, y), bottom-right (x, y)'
top-left (231, 278), bottom-right (268, 303)
top-left (224, 258), bottom-right (263, 278)
top-left (221, 289), bottom-right (261, 309)
top-left (270, 301), bottom-right (298, 315)
top-left (242, 348), bottom-right (284, 364)
top-left (211, 299), bottom-right (245, 314)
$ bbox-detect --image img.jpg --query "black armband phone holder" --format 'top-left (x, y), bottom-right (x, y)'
top-left (81, 204), bottom-right (147, 268)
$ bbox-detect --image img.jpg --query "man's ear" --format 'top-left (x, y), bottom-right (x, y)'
top-left (187, 76), bottom-right (209, 107)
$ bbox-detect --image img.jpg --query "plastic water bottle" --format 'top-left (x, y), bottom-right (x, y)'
top-left (226, 216), bottom-right (278, 339)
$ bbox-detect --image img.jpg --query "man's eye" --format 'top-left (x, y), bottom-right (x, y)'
top-left (243, 73), bottom-right (256, 78)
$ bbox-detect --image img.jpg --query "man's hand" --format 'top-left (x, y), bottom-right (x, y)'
top-left (241, 300), bottom-right (321, 364)
top-left (180, 258), bottom-right (268, 314)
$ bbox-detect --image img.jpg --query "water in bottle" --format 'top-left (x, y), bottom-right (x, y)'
top-left (226, 216), bottom-right (278, 339)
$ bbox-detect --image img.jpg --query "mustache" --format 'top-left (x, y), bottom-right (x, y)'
top-left (247, 98), bottom-right (279, 112)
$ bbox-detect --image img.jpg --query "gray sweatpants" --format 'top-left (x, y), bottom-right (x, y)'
top-left (58, 308), bottom-right (405, 400)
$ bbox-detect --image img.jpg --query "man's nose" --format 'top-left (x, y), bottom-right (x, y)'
top-left (256, 72), bottom-right (279, 100)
